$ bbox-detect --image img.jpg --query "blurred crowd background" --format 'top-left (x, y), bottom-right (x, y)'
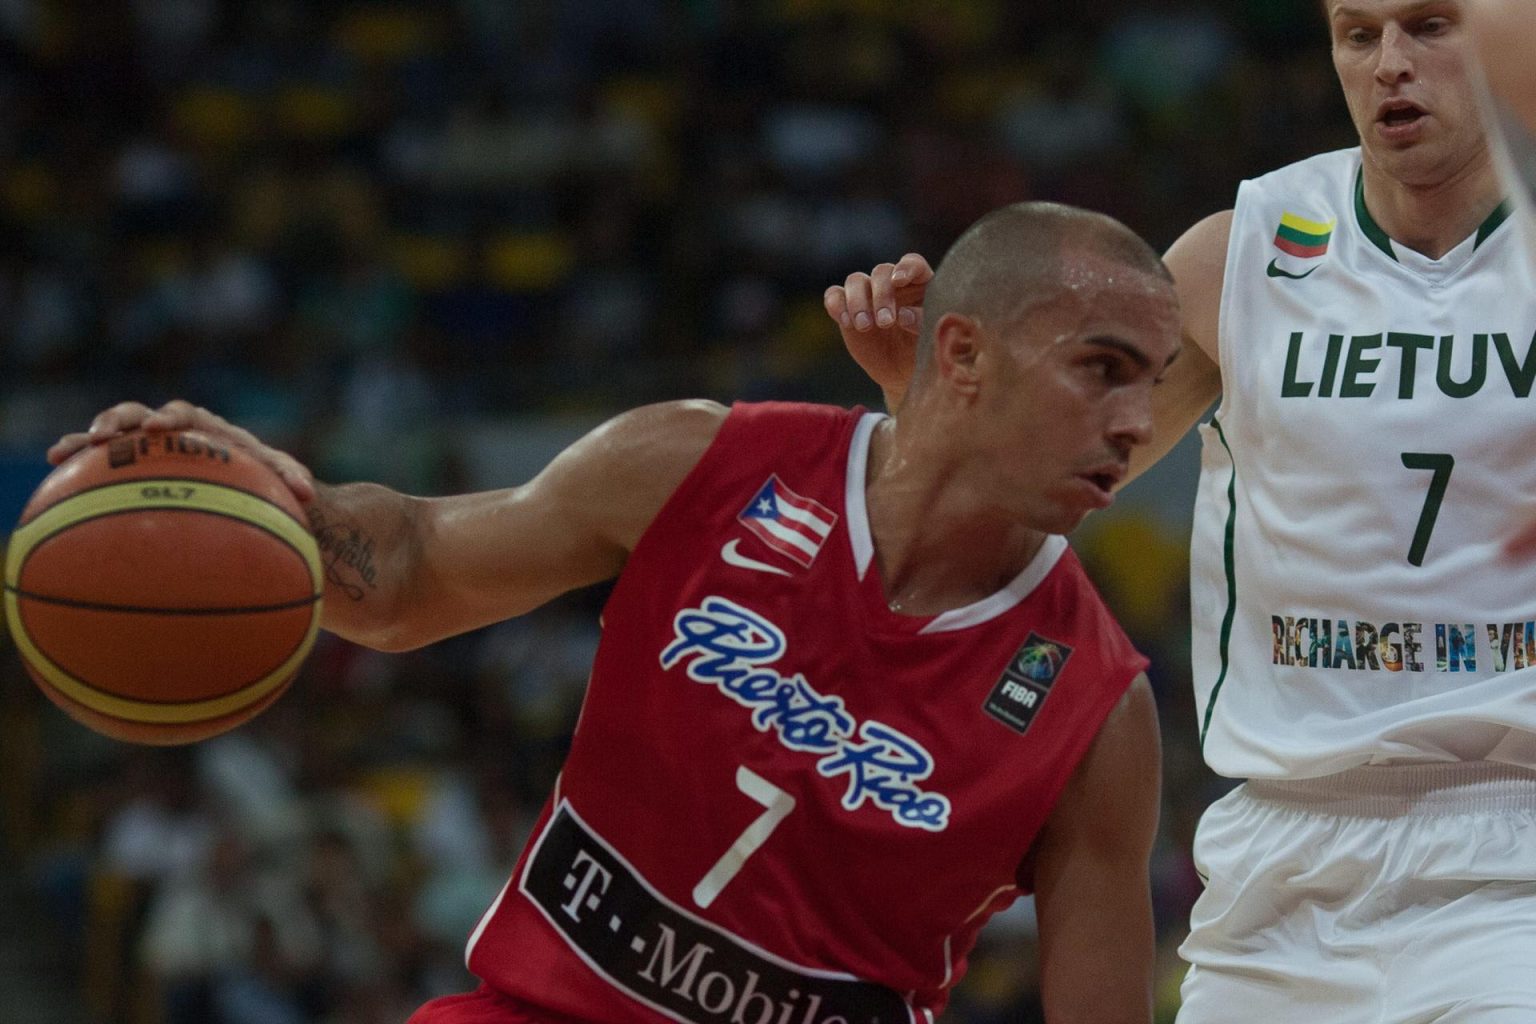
top-left (0, 0), bottom-right (1359, 1021)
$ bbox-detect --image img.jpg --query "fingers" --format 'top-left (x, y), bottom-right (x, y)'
top-left (267, 452), bottom-right (317, 503)
top-left (46, 431), bottom-right (94, 466)
top-left (824, 254), bottom-right (929, 335)
top-left (868, 263), bottom-right (902, 329)
top-left (825, 272), bottom-right (880, 332)
top-left (823, 283), bottom-right (852, 330)
top-left (891, 252), bottom-right (934, 289)
top-left (842, 271), bottom-right (877, 332)
top-left (56, 399), bottom-right (317, 503)
top-left (86, 401), bottom-right (157, 442)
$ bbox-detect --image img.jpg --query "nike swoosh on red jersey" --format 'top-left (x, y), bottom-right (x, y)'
top-left (720, 539), bottom-right (792, 577)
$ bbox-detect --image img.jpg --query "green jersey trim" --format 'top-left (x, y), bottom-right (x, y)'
top-left (1475, 201), bottom-right (1513, 249)
top-left (1354, 170), bottom-right (1398, 261)
top-left (1200, 418), bottom-right (1239, 751)
top-left (1354, 168), bottom-right (1512, 258)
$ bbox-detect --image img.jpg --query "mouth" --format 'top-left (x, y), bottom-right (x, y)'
top-left (1376, 99), bottom-right (1427, 132)
top-left (1076, 467), bottom-right (1125, 507)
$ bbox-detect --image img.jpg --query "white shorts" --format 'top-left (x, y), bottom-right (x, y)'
top-left (1177, 762), bottom-right (1536, 1024)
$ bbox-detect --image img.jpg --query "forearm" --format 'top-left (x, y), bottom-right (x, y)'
top-left (1032, 677), bottom-right (1161, 1024)
top-left (1039, 882), bottom-right (1155, 1024)
top-left (306, 482), bottom-right (426, 651)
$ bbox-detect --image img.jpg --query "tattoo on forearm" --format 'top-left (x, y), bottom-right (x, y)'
top-left (307, 506), bottom-right (379, 602)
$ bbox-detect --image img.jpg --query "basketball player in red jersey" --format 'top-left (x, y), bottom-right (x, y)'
top-left (53, 202), bottom-right (1181, 1024)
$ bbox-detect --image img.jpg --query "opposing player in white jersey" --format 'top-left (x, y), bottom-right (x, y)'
top-left (827, 1), bottom-right (1536, 1020)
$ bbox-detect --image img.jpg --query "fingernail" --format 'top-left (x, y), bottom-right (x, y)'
top-left (899, 308), bottom-right (917, 326)
top-left (855, 313), bottom-right (871, 330)
top-left (876, 309), bottom-right (894, 328)
top-left (839, 313), bottom-right (851, 327)
top-left (893, 271), bottom-right (908, 285)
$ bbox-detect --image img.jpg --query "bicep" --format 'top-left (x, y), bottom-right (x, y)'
top-left (400, 400), bottom-right (727, 646)
top-left (1032, 675), bottom-right (1161, 1024)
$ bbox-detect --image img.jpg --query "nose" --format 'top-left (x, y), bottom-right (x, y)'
top-left (1375, 22), bottom-right (1415, 86)
top-left (1108, 388), bottom-right (1155, 452)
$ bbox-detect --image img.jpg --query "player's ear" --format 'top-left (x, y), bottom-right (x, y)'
top-left (932, 312), bottom-right (983, 398)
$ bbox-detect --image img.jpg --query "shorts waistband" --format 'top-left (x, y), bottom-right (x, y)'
top-left (1243, 761), bottom-right (1536, 817)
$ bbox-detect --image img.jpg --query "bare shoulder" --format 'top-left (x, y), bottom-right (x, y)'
top-left (1099, 673), bottom-right (1159, 750)
top-left (573, 398), bottom-right (729, 496)
top-left (1063, 675), bottom-right (1159, 821)
top-left (1164, 210), bottom-right (1233, 364)
top-left (592, 398), bottom-right (730, 458)
top-left (1166, 209), bottom-right (1235, 269)
top-left (550, 399), bottom-right (730, 550)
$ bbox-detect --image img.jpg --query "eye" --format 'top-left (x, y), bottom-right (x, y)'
top-left (1345, 27), bottom-right (1375, 45)
top-left (1417, 16), bottom-right (1450, 36)
top-left (1083, 355), bottom-right (1128, 384)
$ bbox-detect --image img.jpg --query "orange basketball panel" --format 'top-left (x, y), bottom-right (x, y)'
top-left (17, 600), bottom-right (317, 703)
top-left (17, 510), bottom-right (315, 610)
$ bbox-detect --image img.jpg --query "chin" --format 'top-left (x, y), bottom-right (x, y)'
top-left (1367, 139), bottom-right (1460, 187)
top-left (1042, 507), bottom-right (1093, 536)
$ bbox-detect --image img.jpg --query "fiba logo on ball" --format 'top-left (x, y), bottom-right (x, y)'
top-left (105, 431), bottom-right (233, 470)
top-left (2, 430), bottom-right (323, 746)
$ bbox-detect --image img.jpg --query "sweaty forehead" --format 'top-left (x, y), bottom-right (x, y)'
top-left (1034, 258), bottom-right (1179, 351)
top-left (1057, 249), bottom-right (1173, 306)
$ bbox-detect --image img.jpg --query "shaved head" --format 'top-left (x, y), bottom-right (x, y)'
top-left (914, 202), bottom-right (1172, 380)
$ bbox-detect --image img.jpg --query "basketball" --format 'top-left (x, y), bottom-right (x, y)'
top-left (2, 430), bottom-right (324, 745)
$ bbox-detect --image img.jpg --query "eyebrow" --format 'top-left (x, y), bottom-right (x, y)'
top-left (1085, 336), bottom-right (1181, 370)
top-left (1331, 1), bottom-right (1451, 21)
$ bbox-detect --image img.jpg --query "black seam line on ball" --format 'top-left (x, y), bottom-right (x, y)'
top-left (3, 586), bottom-right (321, 616)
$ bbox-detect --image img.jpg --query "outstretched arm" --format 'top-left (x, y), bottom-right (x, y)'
top-left (1030, 674), bottom-right (1162, 1024)
top-left (49, 399), bottom-right (728, 651)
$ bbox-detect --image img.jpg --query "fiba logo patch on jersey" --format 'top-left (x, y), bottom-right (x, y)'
top-left (983, 633), bottom-right (1072, 734)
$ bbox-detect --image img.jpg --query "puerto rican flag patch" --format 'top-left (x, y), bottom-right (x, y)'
top-left (737, 475), bottom-right (838, 568)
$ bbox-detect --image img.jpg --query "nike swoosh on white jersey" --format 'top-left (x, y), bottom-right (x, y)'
top-left (720, 539), bottom-right (792, 577)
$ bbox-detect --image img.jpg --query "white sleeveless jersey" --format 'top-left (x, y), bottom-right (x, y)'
top-left (1191, 147), bottom-right (1536, 780)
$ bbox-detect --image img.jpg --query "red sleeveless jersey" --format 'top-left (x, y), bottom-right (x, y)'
top-left (464, 402), bottom-right (1147, 1023)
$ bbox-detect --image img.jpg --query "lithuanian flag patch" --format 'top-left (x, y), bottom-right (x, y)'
top-left (1274, 212), bottom-right (1336, 258)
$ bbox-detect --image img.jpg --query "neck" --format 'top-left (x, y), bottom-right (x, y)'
top-left (864, 414), bottom-right (1047, 617)
top-left (1359, 147), bottom-right (1503, 259)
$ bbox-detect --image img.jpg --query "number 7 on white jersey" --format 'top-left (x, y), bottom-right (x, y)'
top-left (692, 766), bottom-right (796, 909)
